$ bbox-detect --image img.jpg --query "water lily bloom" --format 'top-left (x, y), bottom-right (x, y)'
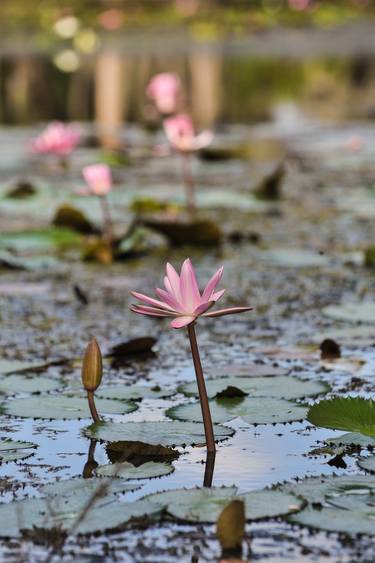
top-left (82, 164), bottom-right (112, 196)
top-left (163, 114), bottom-right (213, 153)
top-left (131, 258), bottom-right (251, 329)
top-left (146, 72), bottom-right (181, 115)
top-left (31, 121), bottom-right (80, 155)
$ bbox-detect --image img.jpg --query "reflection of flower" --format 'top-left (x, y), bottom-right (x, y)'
top-left (131, 258), bottom-right (251, 329)
top-left (163, 114), bottom-right (213, 153)
top-left (31, 121), bottom-right (80, 155)
top-left (82, 164), bottom-right (112, 196)
top-left (146, 73), bottom-right (181, 115)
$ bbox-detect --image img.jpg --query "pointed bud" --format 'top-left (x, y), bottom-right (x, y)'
top-left (81, 338), bottom-right (103, 392)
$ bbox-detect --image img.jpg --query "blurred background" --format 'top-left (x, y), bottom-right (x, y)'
top-left (1, 0), bottom-right (374, 133)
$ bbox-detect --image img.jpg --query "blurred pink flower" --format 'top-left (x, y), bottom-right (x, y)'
top-left (163, 114), bottom-right (213, 153)
top-left (31, 122), bottom-right (80, 155)
top-left (131, 258), bottom-right (251, 329)
top-left (82, 164), bottom-right (112, 196)
top-left (345, 134), bottom-right (365, 152)
top-left (146, 73), bottom-right (181, 115)
top-left (288, 0), bottom-right (310, 11)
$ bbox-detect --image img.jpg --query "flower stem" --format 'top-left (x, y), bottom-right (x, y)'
top-left (87, 390), bottom-right (100, 423)
top-left (187, 323), bottom-right (216, 453)
top-left (203, 451), bottom-right (216, 487)
top-left (99, 195), bottom-right (114, 245)
top-left (181, 152), bottom-right (196, 216)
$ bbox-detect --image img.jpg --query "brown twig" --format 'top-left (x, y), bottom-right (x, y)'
top-left (187, 323), bottom-right (216, 453)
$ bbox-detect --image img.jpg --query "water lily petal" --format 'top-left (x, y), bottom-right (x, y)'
top-left (179, 258), bottom-right (201, 311)
top-left (166, 263), bottom-right (182, 300)
top-left (130, 305), bottom-right (175, 317)
top-left (202, 266), bottom-right (224, 301)
top-left (211, 288), bottom-right (225, 302)
top-left (155, 287), bottom-right (183, 313)
top-left (191, 130), bottom-right (214, 151)
top-left (203, 306), bottom-right (253, 318)
top-left (170, 315), bottom-right (196, 329)
top-left (193, 301), bottom-right (214, 316)
top-left (130, 291), bottom-right (174, 312)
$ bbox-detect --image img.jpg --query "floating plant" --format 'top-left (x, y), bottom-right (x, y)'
top-left (95, 460), bottom-right (174, 479)
top-left (0, 439), bottom-right (37, 463)
top-left (307, 397), bottom-right (375, 437)
top-left (130, 258), bottom-right (251, 452)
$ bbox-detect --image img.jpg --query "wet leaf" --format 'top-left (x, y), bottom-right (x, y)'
top-left (0, 374), bottom-right (62, 395)
top-left (0, 359), bottom-right (53, 375)
top-left (52, 205), bottom-right (96, 234)
top-left (179, 375), bottom-right (328, 401)
top-left (0, 228), bottom-right (80, 254)
top-left (98, 385), bottom-right (174, 401)
top-left (106, 441), bottom-right (180, 465)
top-left (208, 364), bottom-right (289, 377)
top-left (143, 217), bottom-right (222, 246)
top-left (261, 248), bottom-right (329, 268)
top-left (216, 386), bottom-right (248, 399)
top-left (324, 432), bottom-right (375, 449)
top-left (108, 337), bottom-right (157, 365)
top-left (4, 395), bottom-right (137, 419)
top-left (39, 476), bottom-right (138, 498)
top-left (167, 397), bottom-right (308, 425)
top-left (217, 500), bottom-right (245, 552)
top-left (84, 421), bottom-right (234, 446)
top-left (95, 460), bottom-right (174, 479)
top-left (0, 439), bottom-right (37, 463)
top-left (5, 180), bottom-right (36, 199)
top-left (307, 397), bottom-right (375, 437)
top-left (254, 161), bottom-right (285, 201)
top-left (322, 303), bottom-right (375, 324)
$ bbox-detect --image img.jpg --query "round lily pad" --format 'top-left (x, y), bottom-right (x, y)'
top-left (84, 421), bottom-right (234, 447)
top-left (307, 397), bottom-right (375, 437)
top-left (97, 385), bottom-right (174, 401)
top-left (288, 503), bottom-right (375, 536)
top-left (358, 456), bottom-right (375, 473)
top-left (0, 374), bottom-right (62, 395)
top-left (3, 395), bottom-right (138, 419)
top-left (261, 249), bottom-right (329, 268)
top-left (143, 487), bottom-right (303, 523)
top-left (0, 439), bottom-right (37, 463)
top-left (0, 359), bottom-right (50, 375)
top-left (207, 364), bottom-right (289, 377)
top-left (322, 303), bottom-right (375, 324)
top-left (167, 397), bottom-right (308, 425)
top-left (95, 461), bottom-right (174, 479)
top-left (325, 432), bottom-right (375, 449)
top-left (40, 476), bottom-right (139, 498)
top-left (179, 375), bottom-right (328, 401)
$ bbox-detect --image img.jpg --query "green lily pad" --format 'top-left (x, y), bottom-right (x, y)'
top-left (0, 359), bottom-right (51, 375)
top-left (167, 397), bottom-right (308, 425)
top-left (207, 364), bottom-right (289, 377)
top-left (358, 456), bottom-right (375, 473)
top-left (285, 475), bottom-right (375, 536)
top-left (0, 374), bottom-right (62, 395)
top-left (143, 487), bottom-right (303, 523)
top-left (39, 476), bottom-right (138, 498)
top-left (0, 439), bottom-right (37, 463)
top-left (179, 375), bottom-right (328, 401)
top-left (3, 395), bottom-right (138, 419)
top-left (307, 397), bottom-right (375, 437)
top-left (325, 432), bottom-right (375, 449)
top-left (261, 249), bottom-right (329, 268)
top-left (97, 385), bottom-right (174, 401)
top-left (0, 228), bottom-right (80, 254)
top-left (95, 461), bottom-right (174, 479)
top-left (84, 421), bottom-right (234, 446)
top-left (322, 303), bottom-right (375, 324)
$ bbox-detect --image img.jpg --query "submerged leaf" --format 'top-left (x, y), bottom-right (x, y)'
top-left (307, 397), bottom-right (375, 437)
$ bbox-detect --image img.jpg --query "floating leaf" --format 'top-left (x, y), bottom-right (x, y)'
top-left (208, 364), bottom-right (289, 377)
top-left (261, 249), bottom-right (329, 268)
top-left (52, 205), bottom-right (95, 234)
top-left (143, 217), bottom-right (222, 246)
top-left (0, 359), bottom-right (51, 375)
top-left (167, 397), bottom-right (308, 425)
top-left (0, 374), bottom-right (62, 395)
top-left (39, 476), bottom-right (138, 498)
top-left (240, 489), bottom-right (303, 520)
top-left (324, 432), bottom-right (375, 449)
top-left (84, 421), bottom-right (234, 446)
top-left (98, 385), bottom-right (174, 401)
top-left (322, 303), bottom-right (375, 324)
top-left (307, 397), bottom-right (375, 437)
top-left (179, 375), bottom-right (328, 401)
top-left (95, 461), bottom-right (174, 479)
top-left (217, 500), bottom-right (245, 552)
top-left (4, 395), bottom-right (137, 419)
top-left (106, 441), bottom-right (180, 465)
top-left (0, 439), bottom-right (37, 463)
top-left (109, 337), bottom-right (157, 359)
top-left (358, 456), bottom-right (375, 473)
top-left (0, 228), bottom-right (80, 254)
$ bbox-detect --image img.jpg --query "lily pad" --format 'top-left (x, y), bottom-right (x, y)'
top-left (0, 374), bottom-right (62, 395)
top-left (0, 228), bottom-right (80, 254)
top-left (207, 364), bottom-right (289, 377)
top-left (307, 397), bottom-right (375, 437)
top-left (167, 397), bottom-right (308, 425)
top-left (261, 249), bottom-right (329, 268)
top-left (0, 439), bottom-right (37, 463)
top-left (143, 217), bottom-right (222, 246)
top-left (358, 456), bottom-right (375, 473)
top-left (324, 432), bottom-right (375, 449)
top-left (178, 375), bottom-right (328, 401)
top-left (143, 487), bottom-right (303, 523)
top-left (84, 421), bottom-right (234, 446)
top-left (95, 461), bottom-right (174, 479)
top-left (106, 441), bottom-right (180, 465)
top-left (39, 476), bottom-right (138, 498)
top-left (3, 395), bottom-right (138, 419)
top-left (98, 385), bottom-right (174, 401)
top-left (322, 303), bottom-right (375, 324)
top-left (0, 359), bottom-right (51, 375)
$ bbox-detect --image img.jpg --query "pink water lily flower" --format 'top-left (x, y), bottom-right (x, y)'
top-left (131, 258), bottom-right (251, 329)
top-left (31, 121), bottom-right (80, 155)
top-left (82, 164), bottom-right (112, 196)
top-left (163, 114), bottom-right (213, 153)
top-left (146, 72), bottom-right (181, 115)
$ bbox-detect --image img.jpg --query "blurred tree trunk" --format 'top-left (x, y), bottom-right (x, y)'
top-left (189, 51), bottom-right (222, 128)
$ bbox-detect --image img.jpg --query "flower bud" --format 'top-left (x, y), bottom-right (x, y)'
top-left (81, 338), bottom-right (103, 392)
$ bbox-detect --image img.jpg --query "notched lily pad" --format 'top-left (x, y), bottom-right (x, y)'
top-left (0, 359), bottom-right (52, 375)
top-left (0, 439), bottom-right (37, 463)
top-left (4, 395), bottom-right (137, 419)
top-left (358, 456), bottom-right (375, 473)
top-left (84, 421), bottom-right (234, 447)
top-left (179, 375), bottom-right (328, 401)
top-left (95, 460), bottom-right (174, 479)
top-left (307, 397), bottom-right (375, 437)
top-left (0, 374), bottom-right (62, 395)
top-left (208, 364), bottom-right (289, 377)
top-left (98, 385), bottom-right (174, 401)
top-left (322, 303), bottom-right (375, 324)
top-left (167, 397), bottom-right (308, 425)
